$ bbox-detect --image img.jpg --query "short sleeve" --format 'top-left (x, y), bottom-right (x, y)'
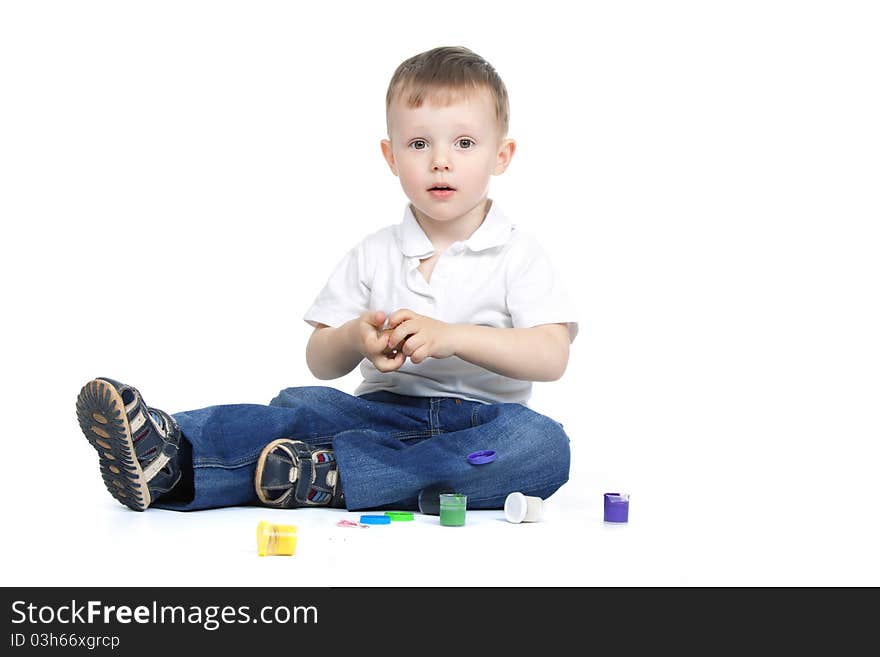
top-left (505, 237), bottom-right (579, 342)
top-left (303, 241), bottom-right (371, 328)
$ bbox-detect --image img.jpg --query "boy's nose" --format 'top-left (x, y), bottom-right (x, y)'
top-left (431, 150), bottom-right (451, 171)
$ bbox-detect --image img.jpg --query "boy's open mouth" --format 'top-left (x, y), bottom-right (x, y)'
top-left (428, 186), bottom-right (456, 199)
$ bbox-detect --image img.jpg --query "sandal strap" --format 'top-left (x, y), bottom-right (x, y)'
top-left (259, 441), bottom-right (315, 507)
top-left (256, 438), bottom-right (350, 507)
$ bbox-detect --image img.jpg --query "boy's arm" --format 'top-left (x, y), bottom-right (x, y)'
top-left (386, 309), bottom-right (571, 382)
top-left (306, 321), bottom-right (362, 380)
top-left (453, 323), bottom-right (570, 382)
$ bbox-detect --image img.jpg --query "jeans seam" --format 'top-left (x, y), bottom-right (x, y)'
top-left (393, 431), bottom-right (435, 440)
top-left (193, 448), bottom-right (262, 469)
top-left (328, 430), bottom-right (435, 441)
top-left (300, 431), bottom-right (431, 443)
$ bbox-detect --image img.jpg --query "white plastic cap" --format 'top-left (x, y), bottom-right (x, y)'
top-left (504, 492), bottom-right (527, 523)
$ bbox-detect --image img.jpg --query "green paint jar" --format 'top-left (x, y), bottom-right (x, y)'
top-left (439, 493), bottom-right (468, 526)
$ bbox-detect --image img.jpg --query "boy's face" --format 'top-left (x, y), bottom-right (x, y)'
top-left (381, 87), bottom-right (515, 224)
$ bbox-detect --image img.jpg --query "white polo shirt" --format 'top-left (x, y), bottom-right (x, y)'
top-left (303, 200), bottom-right (579, 405)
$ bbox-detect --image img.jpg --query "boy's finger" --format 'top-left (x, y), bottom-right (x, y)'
top-left (390, 321), bottom-right (415, 348)
top-left (366, 330), bottom-right (388, 351)
top-left (366, 310), bottom-right (387, 328)
top-left (374, 350), bottom-right (405, 372)
top-left (401, 334), bottom-right (423, 357)
top-left (410, 345), bottom-right (429, 364)
top-left (388, 308), bottom-right (414, 328)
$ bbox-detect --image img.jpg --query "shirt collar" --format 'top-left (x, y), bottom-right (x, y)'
top-left (396, 200), bottom-right (514, 258)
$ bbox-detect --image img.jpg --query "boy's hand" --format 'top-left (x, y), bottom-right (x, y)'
top-left (386, 309), bottom-right (458, 364)
top-left (355, 311), bottom-right (406, 373)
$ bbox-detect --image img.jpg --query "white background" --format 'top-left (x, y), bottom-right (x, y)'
top-left (1, 1), bottom-right (878, 586)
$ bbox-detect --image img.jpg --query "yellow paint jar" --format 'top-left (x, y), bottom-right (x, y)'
top-left (256, 520), bottom-right (297, 556)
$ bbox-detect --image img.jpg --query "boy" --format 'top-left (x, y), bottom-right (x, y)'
top-left (75, 46), bottom-right (578, 513)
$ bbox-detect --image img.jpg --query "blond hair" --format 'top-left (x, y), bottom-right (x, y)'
top-left (385, 46), bottom-right (510, 138)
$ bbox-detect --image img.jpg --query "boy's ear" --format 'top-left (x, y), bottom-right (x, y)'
top-left (380, 139), bottom-right (398, 176)
top-left (493, 138), bottom-right (516, 175)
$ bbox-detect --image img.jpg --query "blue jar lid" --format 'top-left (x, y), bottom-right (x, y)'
top-left (467, 450), bottom-right (497, 465)
top-left (359, 514), bottom-right (391, 525)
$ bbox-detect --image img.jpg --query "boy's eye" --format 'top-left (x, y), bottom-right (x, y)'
top-left (457, 138), bottom-right (474, 149)
top-left (409, 139), bottom-right (428, 150)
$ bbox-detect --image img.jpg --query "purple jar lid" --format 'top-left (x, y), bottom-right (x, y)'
top-left (467, 450), bottom-right (497, 465)
top-left (603, 493), bottom-right (630, 523)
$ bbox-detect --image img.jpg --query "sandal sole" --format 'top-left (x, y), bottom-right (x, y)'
top-left (75, 379), bottom-right (151, 511)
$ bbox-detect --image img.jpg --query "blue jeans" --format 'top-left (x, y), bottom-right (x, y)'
top-left (155, 386), bottom-right (571, 511)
